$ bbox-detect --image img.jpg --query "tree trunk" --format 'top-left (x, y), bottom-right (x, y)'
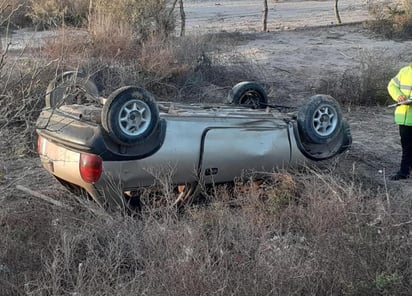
top-left (179, 0), bottom-right (186, 36)
top-left (262, 0), bottom-right (268, 32)
top-left (334, 0), bottom-right (342, 24)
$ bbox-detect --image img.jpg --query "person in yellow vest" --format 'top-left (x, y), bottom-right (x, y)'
top-left (388, 63), bottom-right (412, 180)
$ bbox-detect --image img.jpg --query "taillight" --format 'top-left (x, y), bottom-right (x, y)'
top-left (79, 153), bottom-right (102, 183)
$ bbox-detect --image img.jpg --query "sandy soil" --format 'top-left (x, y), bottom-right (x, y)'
top-left (181, 0), bottom-right (412, 188)
top-left (185, 0), bottom-right (370, 33)
top-left (230, 24), bottom-right (412, 186)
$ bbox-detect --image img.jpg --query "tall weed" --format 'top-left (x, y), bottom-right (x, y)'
top-left (6, 168), bottom-right (409, 295)
top-left (314, 49), bottom-right (398, 106)
top-left (368, 0), bottom-right (412, 39)
top-left (28, 0), bottom-right (89, 28)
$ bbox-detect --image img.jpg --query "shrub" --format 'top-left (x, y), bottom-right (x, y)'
top-left (0, 45), bottom-right (58, 156)
top-left (38, 29), bottom-right (266, 103)
top-left (91, 0), bottom-right (175, 42)
top-left (2, 0), bottom-right (176, 33)
top-left (28, 0), bottom-right (89, 28)
top-left (313, 49), bottom-right (397, 106)
top-left (367, 0), bottom-right (412, 39)
top-left (0, 0), bottom-right (32, 28)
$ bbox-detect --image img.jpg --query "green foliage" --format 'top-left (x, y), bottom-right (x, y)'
top-left (375, 272), bottom-right (403, 295)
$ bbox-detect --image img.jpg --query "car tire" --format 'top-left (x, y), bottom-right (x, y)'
top-left (45, 71), bottom-right (99, 108)
top-left (336, 119), bottom-right (352, 154)
top-left (101, 86), bottom-right (160, 146)
top-left (227, 81), bottom-right (268, 109)
top-left (297, 94), bottom-right (342, 144)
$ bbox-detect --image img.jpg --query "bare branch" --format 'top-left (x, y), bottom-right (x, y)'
top-left (16, 185), bottom-right (74, 211)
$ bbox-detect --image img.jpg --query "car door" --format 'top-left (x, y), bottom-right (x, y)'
top-left (199, 123), bottom-right (291, 184)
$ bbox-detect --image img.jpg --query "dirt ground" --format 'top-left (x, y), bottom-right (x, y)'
top-left (184, 0), bottom-right (370, 32)
top-left (183, 0), bottom-right (412, 193)
top-left (2, 0), bottom-right (412, 202)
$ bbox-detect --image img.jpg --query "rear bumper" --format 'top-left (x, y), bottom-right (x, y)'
top-left (38, 136), bottom-right (125, 208)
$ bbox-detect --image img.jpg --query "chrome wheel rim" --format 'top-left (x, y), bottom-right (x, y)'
top-left (312, 104), bottom-right (338, 137)
top-left (239, 90), bottom-right (262, 107)
top-left (118, 99), bottom-right (151, 136)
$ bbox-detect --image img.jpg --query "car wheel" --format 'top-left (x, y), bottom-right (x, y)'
top-left (45, 71), bottom-right (99, 108)
top-left (101, 86), bottom-right (159, 146)
top-left (297, 94), bottom-right (342, 144)
top-left (336, 119), bottom-right (352, 154)
top-left (227, 81), bottom-right (268, 109)
top-left (294, 118), bottom-right (351, 161)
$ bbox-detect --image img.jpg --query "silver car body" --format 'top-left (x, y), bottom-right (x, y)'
top-left (37, 102), bottom-right (310, 206)
top-left (37, 78), bottom-right (351, 209)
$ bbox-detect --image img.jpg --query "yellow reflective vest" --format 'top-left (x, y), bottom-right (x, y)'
top-left (388, 64), bottom-right (412, 125)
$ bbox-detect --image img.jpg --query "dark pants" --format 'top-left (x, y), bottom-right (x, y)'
top-left (399, 125), bottom-right (412, 176)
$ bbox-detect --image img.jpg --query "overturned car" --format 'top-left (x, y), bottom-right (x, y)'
top-left (36, 72), bottom-right (351, 209)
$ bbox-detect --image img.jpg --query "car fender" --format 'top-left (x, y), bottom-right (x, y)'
top-left (292, 119), bottom-right (351, 161)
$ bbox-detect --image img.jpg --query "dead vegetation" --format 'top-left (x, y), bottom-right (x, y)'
top-left (314, 49), bottom-right (399, 106)
top-left (1, 168), bottom-right (411, 295)
top-left (1, 1), bottom-right (412, 295)
top-left (367, 0), bottom-right (412, 39)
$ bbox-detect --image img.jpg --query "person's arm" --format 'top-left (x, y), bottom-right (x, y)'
top-left (388, 71), bottom-right (407, 102)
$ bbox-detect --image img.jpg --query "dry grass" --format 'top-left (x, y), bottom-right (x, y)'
top-left (313, 48), bottom-right (399, 106)
top-left (37, 29), bottom-right (265, 101)
top-left (1, 168), bottom-right (411, 295)
top-left (0, 0), bottom-right (31, 28)
top-left (0, 55), bottom-right (59, 156)
top-left (367, 0), bottom-right (412, 39)
top-left (1, 0), bottom-right (175, 34)
top-left (28, 0), bottom-right (89, 29)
